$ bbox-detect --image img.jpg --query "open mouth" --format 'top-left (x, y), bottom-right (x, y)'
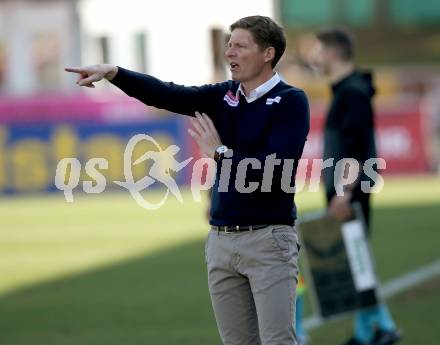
top-left (230, 62), bottom-right (239, 71)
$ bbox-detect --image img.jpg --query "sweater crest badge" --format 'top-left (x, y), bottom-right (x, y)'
top-left (266, 96), bottom-right (281, 105)
top-left (223, 90), bottom-right (239, 107)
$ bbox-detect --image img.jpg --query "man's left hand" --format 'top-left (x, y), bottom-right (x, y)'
top-left (188, 112), bottom-right (222, 158)
top-left (329, 192), bottom-right (353, 221)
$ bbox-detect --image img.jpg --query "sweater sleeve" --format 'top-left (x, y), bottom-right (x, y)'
top-left (110, 67), bottom-right (225, 117)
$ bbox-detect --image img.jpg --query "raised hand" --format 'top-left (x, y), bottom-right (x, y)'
top-left (64, 64), bottom-right (118, 88)
top-left (188, 112), bottom-right (222, 159)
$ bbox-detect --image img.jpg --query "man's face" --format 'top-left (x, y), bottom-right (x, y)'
top-left (225, 28), bottom-right (269, 82)
top-left (310, 41), bottom-right (332, 76)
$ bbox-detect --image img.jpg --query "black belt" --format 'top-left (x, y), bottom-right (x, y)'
top-left (211, 224), bottom-right (269, 233)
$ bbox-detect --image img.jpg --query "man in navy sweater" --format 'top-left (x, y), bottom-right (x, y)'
top-left (66, 15), bottom-right (309, 345)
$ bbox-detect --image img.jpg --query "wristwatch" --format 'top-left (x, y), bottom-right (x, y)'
top-left (214, 145), bottom-right (228, 162)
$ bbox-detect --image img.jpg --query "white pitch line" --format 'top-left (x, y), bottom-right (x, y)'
top-left (380, 259), bottom-right (440, 298)
top-left (303, 259), bottom-right (440, 331)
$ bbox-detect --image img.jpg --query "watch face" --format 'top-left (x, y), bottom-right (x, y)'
top-left (217, 145), bottom-right (228, 154)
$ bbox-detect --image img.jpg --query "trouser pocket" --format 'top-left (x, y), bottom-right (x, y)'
top-left (271, 225), bottom-right (298, 261)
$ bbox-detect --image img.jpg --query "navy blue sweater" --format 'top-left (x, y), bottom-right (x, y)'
top-left (111, 67), bottom-right (309, 226)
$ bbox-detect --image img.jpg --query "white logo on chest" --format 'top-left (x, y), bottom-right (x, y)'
top-left (266, 96), bottom-right (281, 105)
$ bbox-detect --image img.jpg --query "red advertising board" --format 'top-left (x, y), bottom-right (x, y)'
top-left (302, 104), bottom-right (429, 174)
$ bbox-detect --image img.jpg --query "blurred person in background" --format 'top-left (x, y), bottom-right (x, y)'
top-left (295, 272), bottom-right (309, 345)
top-left (66, 15), bottom-right (309, 345)
top-left (311, 27), bottom-right (403, 345)
top-left (423, 83), bottom-right (440, 172)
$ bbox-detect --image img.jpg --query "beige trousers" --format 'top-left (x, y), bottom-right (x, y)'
top-left (205, 225), bottom-right (299, 345)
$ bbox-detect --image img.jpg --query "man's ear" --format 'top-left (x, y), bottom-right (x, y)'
top-left (264, 47), bottom-right (275, 64)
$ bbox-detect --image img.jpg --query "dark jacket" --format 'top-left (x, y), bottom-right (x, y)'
top-left (323, 70), bottom-right (377, 225)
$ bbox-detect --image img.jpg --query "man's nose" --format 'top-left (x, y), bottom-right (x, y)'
top-left (225, 48), bottom-right (236, 58)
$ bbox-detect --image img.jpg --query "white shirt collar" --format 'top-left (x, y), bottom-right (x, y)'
top-left (236, 72), bottom-right (281, 103)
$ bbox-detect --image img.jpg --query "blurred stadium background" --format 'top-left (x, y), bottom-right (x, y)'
top-left (0, 0), bottom-right (439, 344)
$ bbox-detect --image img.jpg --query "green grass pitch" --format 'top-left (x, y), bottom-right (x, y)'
top-left (0, 175), bottom-right (439, 345)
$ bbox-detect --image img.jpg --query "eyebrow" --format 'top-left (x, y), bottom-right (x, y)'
top-left (227, 41), bottom-right (248, 47)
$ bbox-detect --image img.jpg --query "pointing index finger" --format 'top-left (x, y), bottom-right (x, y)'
top-left (64, 67), bottom-right (83, 73)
